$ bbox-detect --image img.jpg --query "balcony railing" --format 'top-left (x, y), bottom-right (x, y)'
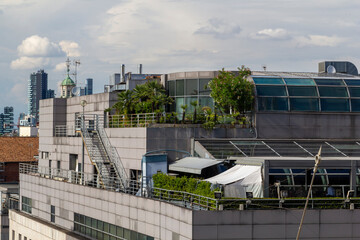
top-left (54, 125), bottom-right (77, 137)
top-left (20, 163), bottom-right (360, 211)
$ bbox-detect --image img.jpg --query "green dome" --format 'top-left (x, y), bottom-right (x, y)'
top-left (61, 76), bottom-right (75, 86)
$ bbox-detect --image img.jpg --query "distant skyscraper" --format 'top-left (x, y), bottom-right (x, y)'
top-left (86, 78), bottom-right (93, 95)
top-left (0, 106), bottom-right (14, 134)
top-left (28, 69), bottom-right (55, 121)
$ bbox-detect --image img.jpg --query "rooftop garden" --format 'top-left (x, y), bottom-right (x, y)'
top-left (106, 67), bottom-right (255, 129)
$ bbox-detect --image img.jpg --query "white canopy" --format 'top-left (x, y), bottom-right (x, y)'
top-left (169, 157), bottom-right (223, 175)
top-left (205, 165), bottom-right (263, 198)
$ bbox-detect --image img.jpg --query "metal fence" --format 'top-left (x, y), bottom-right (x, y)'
top-left (106, 112), bottom-right (254, 128)
top-left (55, 125), bottom-right (77, 137)
top-left (20, 163), bottom-right (359, 211)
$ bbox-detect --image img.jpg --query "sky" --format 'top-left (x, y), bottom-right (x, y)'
top-left (1, 0), bottom-right (360, 118)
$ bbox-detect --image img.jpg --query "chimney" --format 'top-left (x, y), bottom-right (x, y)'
top-left (121, 64), bottom-right (125, 83)
top-left (138, 64), bottom-right (143, 74)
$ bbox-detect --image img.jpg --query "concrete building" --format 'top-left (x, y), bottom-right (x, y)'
top-left (10, 61), bottom-right (360, 239)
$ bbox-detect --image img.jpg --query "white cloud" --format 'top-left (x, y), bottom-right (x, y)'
top-left (9, 82), bottom-right (27, 104)
top-left (17, 35), bottom-right (63, 57)
top-left (251, 28), bottom-right (290, 40)
top-left (194, 18), bottom-right (241, 39)
top-left (11, 35), bottom-right (80, 70)
top-left (54, 62), bottom-right (66, 72)
top-left (59, 41), bottom-right (80, 57)
top-left (295, 35), bottom-right (345, 47)
top-left (10, 57), bottom-right (49, 70)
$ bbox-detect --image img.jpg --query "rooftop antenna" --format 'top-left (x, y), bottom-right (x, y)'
top-left (73, 59), bottom-right (81, 86)
top-left (262, 64), bottom-right (267, 71)
top-left (66, 57), bottom-right (71, 77)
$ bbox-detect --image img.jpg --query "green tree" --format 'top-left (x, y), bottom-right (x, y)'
top-left (208, 66), bottom-right (254, 114)
top-left (133, 81), bottom-right (173, 113)
top-left (111, 90), bottom-right (134, 115)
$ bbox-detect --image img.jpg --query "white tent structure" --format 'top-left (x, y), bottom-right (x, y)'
top-left (205, 165), bottom-right (263, 198)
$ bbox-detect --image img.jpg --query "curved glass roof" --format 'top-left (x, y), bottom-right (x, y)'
top-left (251, 75), bottom-right (360, 112)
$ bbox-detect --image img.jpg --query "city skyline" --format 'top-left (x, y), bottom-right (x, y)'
top-left (1, 0), bottom-right (360, 118)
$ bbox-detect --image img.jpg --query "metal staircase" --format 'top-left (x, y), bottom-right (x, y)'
top-left (77, 114), bottom-right (128, 191)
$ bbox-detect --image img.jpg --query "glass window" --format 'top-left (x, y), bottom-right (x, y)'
top-left (290, 98), bottom-right (319, 111)
top-left (117, 226), bottom-right (124, 237)
top-left (199, 97), bottom-right (214, 109)
top-left (252, 77), bottom-right (284, 84)
top-left (287, 86), bottom-right (318, 96)
top-left (175, 97), bottom-right (184, 114)
top-left (185, 79), bottom-right (198, 95)
top-left (284, 78), bottom-right (315, 85)
top-left (199, 79), bottom-right (211, 95)
top-left (318, 87), bottom-right (348, 97)
top-left (256, 86), bottom-right (287, 96)
top-left (185, 97), bottom-right (198, 113)
top-left (168, 81), bottom-right (175, 96)
top-left (348, 87), bottom-right (360, 97)
top-left (351, 99), bottom-right (360, 112)
top-left (175, 79), bottom-right (184, 96)
top-left (315, 79), bottom-right (344, 85)
top-left (109, 224), bottom-right (116, 235)
top-left (321, 99), bottom-right (350, 112)
top-left (345, 79), bottom-right (360, 86)
top-left (258, 97), bottom-right (288, 111)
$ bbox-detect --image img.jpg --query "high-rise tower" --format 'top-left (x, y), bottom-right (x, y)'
top-left (28, 70), bottom-right (48, 121)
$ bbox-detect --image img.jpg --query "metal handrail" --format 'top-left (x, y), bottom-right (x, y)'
top-left (55, 125), bottom-right (77, 137)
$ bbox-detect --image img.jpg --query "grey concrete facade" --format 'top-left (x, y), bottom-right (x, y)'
top-left (256, 112), bottom-right (360, 139)
top-left (19, 174), bottom-right (192, 240)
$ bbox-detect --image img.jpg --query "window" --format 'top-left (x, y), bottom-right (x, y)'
top-left (284, 78), bottom-right (315, 85)
top-left (318, 86), bottom-right (348, 97)
top-left (69, 154), bottom-right (78, 171)
top-left (168, 81), bottom-right (175, 96)
top-left (256, 86), bottom-right (287, 96)
top-left (51, 205), bottom-right (55, 223)
top-left (258, 97), bottom-right (288, 111)
top-left (345, 79), bottom-right (360, 86)
top-left (290, 98), bottom-right (319, 112)
top-left (348, 87), bottom-right (360, 97)
top-left (321, 99), bottom-right (350, 112)
top-left (12, 230), bottom-right (14, 240)
top-left (287, 86), bottom-right (318, 96)
top-left (351, 99), bottom-right (360, 112)
top-left (185, 79), bottom-right (198, 95)
top-left (315, 79), bottom-right (344, 85)
top-left (18, 234), bottom-right (21, 240)
top-left (74, 213), bottom-right (154, 240)
top-left (22, 196), bottom-right (32, 214)
top-left (175, 79), bottom-right (184, 96)
top-left (252, 77), bottom-right (284, 85)
top-left (199, 79), bottom-right (211, 95)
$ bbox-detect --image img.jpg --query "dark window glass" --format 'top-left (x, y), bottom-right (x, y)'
top-left (175, 79), bottom-right (184, 96)
top-left (199, 79), bottom-right (211, 95)
top-left (109, 225), bottom-right (116, 235)
top-left (258, 97), bottom-right (288, 111)
top-left (351, 99), bottom-right (360, 112)
top-left (348, 87), bottom-right (360, 97)
top-left (321, 99), bottom-right (350, 112)
top-left (168, 81), bottom-right (175, 96)
top-left (345, 79), bottom-right (360, 86)
top-left (175, 97), bottom-right (184, 114)
top-left (290, 98), bottom-right (319, 111)
top-left (85, 216), bottom-right (91, 226)
top-left (74, 213), bottom-right (80, 222)
top-left (91, 229), bottom-right (97, 239)
top-left (117, 226), bottom-right (124, 237)
top-left (315, 79), bottom-right (344, 85)
top-left (97, 220), bottom-right (104, 231)
top-left (284, 78), bottom-right (315, 85)
top-left (199, 97), bottom-right (214, 109)
top-left (92, 219), bottom-right (97, 228)
top-left (256, 86), bottom-right (287, 96)
top-left (104, 222), bottom-right (109, 233)
top-left (185, 79), bottom-right (198, 95)
top-left (253, 77), bottom-right (284, 84)
top-left (287, 86), bottom-right (318, 96)
top-left (318, 86), bottom-right (348, 97)
top-left (269, 169), bottom-right (285, 173)
top-left (185, 97), bottom-right (198, 113)
top-left (269, 175), bottom-right (292, 185)
top-left (124, 229), bottom-right (131, 239)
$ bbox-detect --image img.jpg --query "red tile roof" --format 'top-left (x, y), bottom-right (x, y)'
top-left (0, 137), bottom-right (38, 162)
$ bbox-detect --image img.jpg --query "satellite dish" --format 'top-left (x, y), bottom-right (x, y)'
top-left (72, 87), bottom-right (80, 96)
top-left (327, 65), bottom-right (336, 74)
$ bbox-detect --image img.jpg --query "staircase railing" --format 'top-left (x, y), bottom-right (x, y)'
top-left (95, 115), bottom-right (128, 190)
top-left (77, 114), bottom-right (127, 191)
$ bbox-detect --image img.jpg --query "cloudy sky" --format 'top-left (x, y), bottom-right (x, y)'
top-left (1, 0), bottom-right (360, 117)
